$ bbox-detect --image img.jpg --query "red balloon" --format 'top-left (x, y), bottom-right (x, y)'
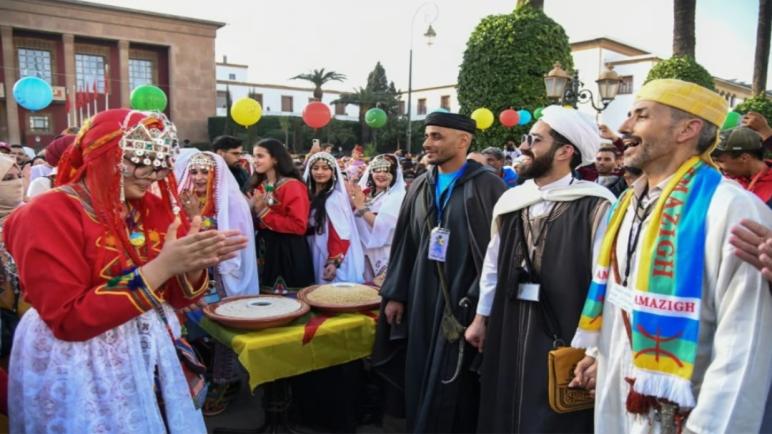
top-left (302, 102), bottom-right (332, 129)
top-left (499, 109), bottom-right (520, 128)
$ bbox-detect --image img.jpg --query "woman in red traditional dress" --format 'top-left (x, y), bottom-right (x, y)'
top-left (5, 109), bottom-right (246, 434)
top-left (247, 138), bottom-right (315, 293)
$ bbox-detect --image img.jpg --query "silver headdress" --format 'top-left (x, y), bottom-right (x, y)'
top-left (119, 111), bottom-right (180, 169)
top-left (369, 155), bottom-right (393, 172)
top-left (188, 152), bottom-right (216, 171)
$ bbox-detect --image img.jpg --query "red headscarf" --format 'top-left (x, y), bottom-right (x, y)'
top-left (56, 108), bottom-right (188, 267)
top-left (44, 134), bottom-right (76, 166)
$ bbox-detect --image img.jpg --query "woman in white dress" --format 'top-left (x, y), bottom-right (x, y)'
top-left (347, 154), bottom-right (406, 282)
top-left (303, 152), bottom-right (365, 284)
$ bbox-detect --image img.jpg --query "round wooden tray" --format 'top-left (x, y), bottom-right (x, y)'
top-left (203, 295), bottom-right (310, 330)
top-left (297, 283), bottom-right (381, 314)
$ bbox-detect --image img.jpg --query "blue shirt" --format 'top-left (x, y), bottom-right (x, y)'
top-left (502, 166), bottom-right (519, 188)
top-left (437, 168), bottom-right (463, 197)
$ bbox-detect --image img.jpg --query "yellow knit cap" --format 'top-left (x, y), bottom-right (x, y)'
top-left (635, 79), bottom-right (728, 127)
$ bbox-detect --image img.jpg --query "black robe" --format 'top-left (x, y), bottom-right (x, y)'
top-left (372, 160), bottom-right (507, 433)
top-left (478, 196), bottom-right (606, 434)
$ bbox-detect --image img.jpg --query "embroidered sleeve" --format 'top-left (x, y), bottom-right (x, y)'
top-left (163, 271), bottom-right (209, 309)
top-left (259, 181), bottom-right (310, 235)
top-left (2, 193), bottom-right (171, 342)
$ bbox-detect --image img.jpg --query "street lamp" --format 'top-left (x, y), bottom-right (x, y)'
top-left (544, 62), bottom-right (621, 113)
top-left (406, 2), bottom-right (439, 155)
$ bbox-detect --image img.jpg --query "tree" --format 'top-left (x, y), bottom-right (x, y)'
top-left (291, 68), bottom-right (347, 101)
top-left (752, 0), bottom-right (771, 96)
top-left (645, 55), bottom-right (715, 90)
top-left (673, 0), bottom-right (696, 58)
top-left (334, 62), bottom-right (403, 148)
top-left (516, 0), bottom-right (543, 9)
top-left (457, 4), bottom-right (573, 148)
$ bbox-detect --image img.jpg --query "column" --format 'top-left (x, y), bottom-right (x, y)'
top-left (118, 39), bottom-right (130, 107)
top-left (1, 26), bottom-right (20, 143)
top-left (62, 34), bottom-right (76, 126)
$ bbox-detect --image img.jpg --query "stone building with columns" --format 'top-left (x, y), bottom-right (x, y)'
top-left (0, 0), bottom-right (223, 147)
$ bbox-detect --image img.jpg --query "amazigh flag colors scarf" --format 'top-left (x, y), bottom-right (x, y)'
top-left (571, 156), bottom-right (721, 409)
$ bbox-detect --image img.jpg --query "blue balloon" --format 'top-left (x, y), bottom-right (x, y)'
top-left (517, 109), bottom-right (532, 125)
top-left (432, 107), bottom-right (450, 113)
top-left (13, 76), bottom-right (53, 111)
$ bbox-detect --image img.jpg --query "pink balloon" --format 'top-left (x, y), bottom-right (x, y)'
top-left (303, 102), bottom-right (332, 129)
top-left (499, 108), bottom-right (520, 128)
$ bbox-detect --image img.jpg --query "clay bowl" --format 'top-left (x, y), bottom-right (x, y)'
top-left (203, 295), bottom-right (310, 330)
top-left (297, 283), bottom-right (381, 314)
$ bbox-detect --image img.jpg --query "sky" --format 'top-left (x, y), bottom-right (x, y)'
top-left (92, 0), bottom-right (769, 93)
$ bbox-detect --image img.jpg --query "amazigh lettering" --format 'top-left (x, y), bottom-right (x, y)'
top-left (652, 174), bottom-right (691, 278)
top-left (634, 294), bottom-right (696, 313)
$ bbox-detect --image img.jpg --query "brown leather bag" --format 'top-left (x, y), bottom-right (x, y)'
top-left (548, 346), bottom-right (594, 413)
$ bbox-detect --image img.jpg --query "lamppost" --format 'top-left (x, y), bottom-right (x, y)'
top-left (406, 2), bottom-right (438, 155)
top-left (544, 62), bottom-right (621, 114)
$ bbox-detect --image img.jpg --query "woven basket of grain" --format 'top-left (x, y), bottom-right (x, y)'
top-left (203, 295), bottom-right (310, 330)
top-left (298, 283), bottom-right (381, 313)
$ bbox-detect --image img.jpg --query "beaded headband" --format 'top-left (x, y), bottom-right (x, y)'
top-left (188, 153), bottom-right (216, 171)
top-left (308, 152), bottom-right (338, 171)
top-left (369, 155), bottom-right (393, 172)
top-left (119, 111), bottom-right (179, 169)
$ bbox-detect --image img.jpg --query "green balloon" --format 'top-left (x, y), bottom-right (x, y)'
top-left (365, 107), bottom-right (387, 129)
top-left (722, 111), bottom-right (741, 130)
top-left (130, 84), bottom-right (168, 112)
top-left (534, 107), bottom-right (545, 120)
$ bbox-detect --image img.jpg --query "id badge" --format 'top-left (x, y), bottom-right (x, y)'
top-left (428, 227), bottom-right (451, 262)
top-left (517, 283), bottom-right (541, 302)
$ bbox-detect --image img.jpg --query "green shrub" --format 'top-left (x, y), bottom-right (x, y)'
top-left (457, 5), bottom-right (573, 148)
top-left (733, 96), bottom-right (772, 125)
top-left (644, 56), bottom-right (715, 91)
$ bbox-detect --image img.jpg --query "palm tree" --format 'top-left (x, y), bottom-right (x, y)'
top-left (752, 0), bottom-right (771, 96)
top-left (333, 87), bottom-right (387, 144)
top-left (290, 69), bottom-right (346, 101)
top-left (673, 0), bottom-right (696, 58)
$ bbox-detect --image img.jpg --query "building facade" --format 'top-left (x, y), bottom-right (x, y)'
top-left (215, 57), bottom-right (360, 122)
top-left (0, 0), bottom-right (223, 147)
top-left (401, 37), bottom-right (768, 132)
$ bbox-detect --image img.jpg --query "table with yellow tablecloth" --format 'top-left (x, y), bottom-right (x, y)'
top-left (194, 310), bottom-right (377, 391)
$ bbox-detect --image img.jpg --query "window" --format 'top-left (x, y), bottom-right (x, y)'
top-left (228, 73), bottom-right (236, 80)
top-left (28, 114), bottom-right (51, 133)
top-left (398, 101), bottom-right (405, 115)
top-left (129, 59), bottom-right (154, 91)
top-left (76, 54), bottom-right (105, 92)
top-left (417, 98), bottom-right (427, 115)
top-left (618, 76), bottom-right (634, 95)
top-left (18, 48), bottom-right (52, 84)
top-left (216, 90), bottom-right (228, 108)
top-left (440, 95), bottom-right (450, 110)
top-left (281, 95), bottom-right (293, 112)
top-left (248, 92), bottom-right (263, 106)
top-left (335, 102), bottom-right (346, 116)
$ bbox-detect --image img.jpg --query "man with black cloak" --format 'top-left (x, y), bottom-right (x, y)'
top-left (465, 106), bottom-right (615, 433)
top-left (372, 112), bottom-right (506, 433)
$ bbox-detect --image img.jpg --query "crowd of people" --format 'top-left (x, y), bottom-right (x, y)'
top-left (0, 77), bottom-right (770, 434)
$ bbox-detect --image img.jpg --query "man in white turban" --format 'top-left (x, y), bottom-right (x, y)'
top-left (467, 105), bottom-right (616, 432)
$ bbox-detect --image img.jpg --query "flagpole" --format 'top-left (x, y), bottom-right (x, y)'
top-left (78, 86), bottom-right (83, 126)
top-left (85, 85), bottom-right (91, 120)
top-left (104, 64), bottom-right (110, 110)
top-left (92, 80), bottom-right (98, 115)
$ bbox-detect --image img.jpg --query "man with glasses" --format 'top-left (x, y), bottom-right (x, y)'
top-left (468, 106), bottom-right (615, 433)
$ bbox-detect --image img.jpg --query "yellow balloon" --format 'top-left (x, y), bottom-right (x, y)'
top-left (230, 97), bottom-right (262, 127)
top-left (471, 107), bottom-right (495, 130)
